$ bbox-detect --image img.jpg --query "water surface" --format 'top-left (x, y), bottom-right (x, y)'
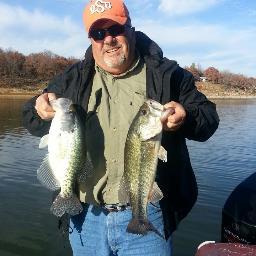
top-left (0, 98), bottom-right (255, 256)
top-left (173, 99), bottom-right (256, 255)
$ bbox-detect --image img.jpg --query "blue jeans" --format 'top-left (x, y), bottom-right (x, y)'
top-left (69, 203), bottom-right (172, 256)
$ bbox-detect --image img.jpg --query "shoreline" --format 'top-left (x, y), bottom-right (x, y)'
top-left (1, 93), bottom-right (256, 100)
top-left (1, 86), bottom-right (256, 100)
top-left (0, 93), bottom-right (37, 99)
top-left (207, 95), bottom-right (256, 99)
top-left (1, 80), bottom-right (256, 100)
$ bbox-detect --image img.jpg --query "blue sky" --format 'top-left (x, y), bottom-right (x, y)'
top-left (0, 0), bottom-right (255, 77)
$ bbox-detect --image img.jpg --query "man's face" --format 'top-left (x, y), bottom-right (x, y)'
top-left (90, 20), bottom-right (136, 75)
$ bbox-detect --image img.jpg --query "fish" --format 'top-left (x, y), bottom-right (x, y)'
top-left (123, 99), bottom-right (169, 238)
top-left (37, 98), bottom-right (86, 217)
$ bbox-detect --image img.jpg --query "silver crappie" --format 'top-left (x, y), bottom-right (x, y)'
top-left (123, 99), bottom-right (167, 238)
top-left (37, 98), bottom-right (86, 217)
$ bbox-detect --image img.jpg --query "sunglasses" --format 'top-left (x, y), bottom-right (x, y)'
top-left (89, 24), bottom-right (132, 41)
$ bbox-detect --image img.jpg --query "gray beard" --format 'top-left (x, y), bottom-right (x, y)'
top-left (104, 54), bottom-right (126, 68)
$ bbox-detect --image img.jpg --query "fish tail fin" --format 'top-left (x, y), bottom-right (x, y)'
top-left (50, 193), bottom-right (83, 217)
top-left (127, 217), bottom-right (164, 239)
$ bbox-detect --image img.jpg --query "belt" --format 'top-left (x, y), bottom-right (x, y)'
top-left (101, 203), bottom-right (130, 212)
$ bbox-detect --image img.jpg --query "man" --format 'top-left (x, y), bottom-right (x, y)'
top-left (23, 0), bottom-right (219, 255)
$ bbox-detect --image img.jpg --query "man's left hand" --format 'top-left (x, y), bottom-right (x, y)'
top-left (161, 101), bottom-right (186, 131)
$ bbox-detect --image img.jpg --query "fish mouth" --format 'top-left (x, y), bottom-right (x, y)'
top-left (146, 99), bottom-right (164, 118)
top-left (146, 99), bottom-right (164, 112)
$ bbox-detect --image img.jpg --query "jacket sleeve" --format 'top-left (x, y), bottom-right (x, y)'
top-left (22, 64), bottom-right (76, 137)
top-left (176, 68), bottom-right (219, 141)
top-left (22, 95), bottom-right (51, 137)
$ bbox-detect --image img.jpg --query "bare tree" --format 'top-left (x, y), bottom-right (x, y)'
top-left (204, 67), bottom-right (220, 83)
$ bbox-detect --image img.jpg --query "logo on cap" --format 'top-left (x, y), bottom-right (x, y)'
top-left (90, 0), bottom-right (112, 14)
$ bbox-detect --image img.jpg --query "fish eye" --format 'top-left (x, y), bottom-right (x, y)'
top-left (141, 109), bottom-right (147, 115)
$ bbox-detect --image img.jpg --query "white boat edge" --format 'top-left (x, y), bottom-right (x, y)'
top-left (197, 241), bottom-right (216, 250)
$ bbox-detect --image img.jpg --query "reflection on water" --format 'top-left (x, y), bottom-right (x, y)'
top-left (173, 99), bottom-right (256, 255)
top-left (0, 98), bottom-right (256, 256)
top-left (0, 97), bottom-right (28, 134)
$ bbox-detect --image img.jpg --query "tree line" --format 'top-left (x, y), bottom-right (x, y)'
top-left (0, 48), bottom-right (78, 87)
top-left (185, 63), bottom-right (256, 93)
top-left (0, 48), bottom-right (255, 93)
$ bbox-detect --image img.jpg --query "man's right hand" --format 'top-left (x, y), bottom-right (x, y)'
top-left (35, 93), bottom-right (57, 120)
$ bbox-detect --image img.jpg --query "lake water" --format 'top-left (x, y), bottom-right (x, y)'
top-left (0, 97), bottom-right (255, 256)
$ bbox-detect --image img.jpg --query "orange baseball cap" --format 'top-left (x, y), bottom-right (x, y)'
top-left (83, 0), bottom-right (130, 33)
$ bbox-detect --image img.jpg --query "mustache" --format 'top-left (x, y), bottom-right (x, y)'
top-left (103, 42), bottom-right (121, 51)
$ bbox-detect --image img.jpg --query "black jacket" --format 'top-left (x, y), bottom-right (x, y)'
top-left (23, 31), bottom-right (219, 238)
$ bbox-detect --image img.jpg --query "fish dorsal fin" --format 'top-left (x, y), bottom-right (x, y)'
top-left (37, 154), bottom-right (61, 191)
top-left (158, 146), bottom-right (167, 162)
top-left (39, 134), bottom-right (49, 149)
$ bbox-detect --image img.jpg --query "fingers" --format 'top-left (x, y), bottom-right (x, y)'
top-left (35, 93), bottom-right (57, 120)
top-left (161, 108), bottom-right (175, 122)
top-left (163, 101), bottom-right (176, 109)
top-left (48, 93), bottom-right (57, 102)
top-left (163, 118), bottom-right (183, 131)
top-left (162, 101), bottom-right (186, 131)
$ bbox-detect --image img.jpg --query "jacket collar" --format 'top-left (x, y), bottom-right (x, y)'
top-left (135, 31), bottom-right (164, 67)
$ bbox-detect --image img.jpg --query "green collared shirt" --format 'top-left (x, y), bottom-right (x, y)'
top-left (79, 57), bottom-right (147, 204)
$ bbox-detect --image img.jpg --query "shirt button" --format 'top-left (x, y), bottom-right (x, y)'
top-left (113, 127), bottom-right (117, 131)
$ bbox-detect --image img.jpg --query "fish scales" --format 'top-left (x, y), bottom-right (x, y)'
top-left (123, 99), bottom-right (166, 238)
top-left (60, 117), bottom-right (83, 198)
top-left (37, 98), bottom-right (86, 217)
top-left (138, 139), bottom-right (161, 217)
top-left (125, 133), bottom-right (141, 214)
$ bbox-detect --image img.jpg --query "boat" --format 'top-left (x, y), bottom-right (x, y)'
top-left (196, 241), bottom-right (256, 255)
